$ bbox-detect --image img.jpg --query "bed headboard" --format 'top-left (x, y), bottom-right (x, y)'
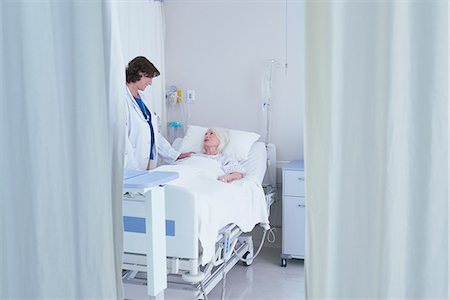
top-left (262, 143), bottom-right (276, 187)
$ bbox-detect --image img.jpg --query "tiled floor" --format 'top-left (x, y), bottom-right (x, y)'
top-left (124, 246), bottom-right (305, 300)
top-left (208, 247), bottom-right (305, 300)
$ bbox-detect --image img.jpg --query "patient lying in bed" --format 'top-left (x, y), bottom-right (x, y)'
top-left (156, 128), bottom-right (269, 264)
top-left (195, 127), bottom-right (245, 183)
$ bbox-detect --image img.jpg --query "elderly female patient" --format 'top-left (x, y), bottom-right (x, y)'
top-left (195, 127), bottom-right (245, 183)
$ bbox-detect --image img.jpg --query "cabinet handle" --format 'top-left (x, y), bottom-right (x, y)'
top-left (298, 177), bottom-right (305, 181)
top-left (298, 204), bottom-right (306, 207)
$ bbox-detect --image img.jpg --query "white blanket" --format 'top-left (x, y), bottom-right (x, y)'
top-left (157, 156), bottom-right (269, 265)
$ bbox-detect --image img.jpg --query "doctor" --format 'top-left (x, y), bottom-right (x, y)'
top-left (124, 56), bottom-right (193, 170)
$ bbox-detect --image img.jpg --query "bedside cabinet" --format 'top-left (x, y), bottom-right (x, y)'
top-left (281, 160), bottom-right (305, 267)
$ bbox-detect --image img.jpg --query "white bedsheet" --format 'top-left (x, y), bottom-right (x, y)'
top-left (157, 156), bottom-right (269, 265)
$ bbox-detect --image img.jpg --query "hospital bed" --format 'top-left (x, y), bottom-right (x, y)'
top-left (122, 141), bottom-right (276, 299)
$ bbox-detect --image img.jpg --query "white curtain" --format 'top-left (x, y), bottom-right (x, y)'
top-left (153, 0), bottom-right (167, 135)
top-left (115, 0), bottom-right (167, 134)
top-left (305, 1), bottom-right (447, 299)
top-left (0, 1), bottom-right (125, 298)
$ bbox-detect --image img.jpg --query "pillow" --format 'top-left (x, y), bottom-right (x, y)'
top-left (178, 125), bottom-right (207, 153)
top-left (224, 128), bottom-right (261, 161)
top-left (178, 125), bottom-right (260, 161)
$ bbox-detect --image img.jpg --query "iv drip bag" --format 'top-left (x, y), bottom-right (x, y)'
top-left (262, 59), bottom-right (280, 107)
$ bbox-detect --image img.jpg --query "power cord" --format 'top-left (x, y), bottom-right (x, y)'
top-left (266, 227), bottom-right (276, 243)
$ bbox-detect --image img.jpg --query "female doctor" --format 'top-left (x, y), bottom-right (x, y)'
top-left (124, 56), bottom-right (193, 170)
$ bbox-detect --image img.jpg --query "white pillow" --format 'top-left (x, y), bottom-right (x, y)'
top-left (178, 125), bottom-right (260, 161)
top-left (224, 129), bottom-right (261, 161)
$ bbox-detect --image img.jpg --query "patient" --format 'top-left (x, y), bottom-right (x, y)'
top-left (197, 128), bottom-right (245, 183)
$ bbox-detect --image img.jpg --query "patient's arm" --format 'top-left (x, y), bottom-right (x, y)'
top-left (219, 172), bottom-right (243, 183)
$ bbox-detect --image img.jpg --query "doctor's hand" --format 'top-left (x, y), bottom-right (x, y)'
top-left (177, 152), bottom-right (195, 160)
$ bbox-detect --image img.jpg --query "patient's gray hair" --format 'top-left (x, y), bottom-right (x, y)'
top-left (208, 127), bottom-right (229, 154)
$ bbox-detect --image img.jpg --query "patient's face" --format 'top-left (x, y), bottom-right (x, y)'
top-left (203, 129), bottom-right (220, 149)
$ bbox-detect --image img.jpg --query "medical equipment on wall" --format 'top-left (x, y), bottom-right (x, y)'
top-left (166, 85), bottom-right (190, 143)
top-left (261, 59), bottom-right (279, 189)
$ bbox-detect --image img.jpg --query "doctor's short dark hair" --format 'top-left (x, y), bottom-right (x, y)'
top-left (126, 56), bottom-right (160, 83)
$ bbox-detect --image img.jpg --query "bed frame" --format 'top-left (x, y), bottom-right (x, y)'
top-left (122, 143), bottom-right (277, 299)
top-left (122, 185), bottom-right (257, 298)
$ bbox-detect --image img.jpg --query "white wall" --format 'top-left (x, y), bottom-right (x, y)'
top-left (164, 0), bottom-right (304, 162)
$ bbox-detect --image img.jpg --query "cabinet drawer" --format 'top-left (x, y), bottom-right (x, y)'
top-left (283, 170), bottom-right (305, 196)
top-left (282, 196), bottom-right (305, 257)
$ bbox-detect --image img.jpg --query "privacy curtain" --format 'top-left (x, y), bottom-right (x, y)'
top-left (0, 1), bottom-right (125, 298)
top-left (153, 0), bottom-right (167, 135)
top-left (304, 1), bottom-right (447, 299)
top-left (116, 0), bottom-right (167, 134)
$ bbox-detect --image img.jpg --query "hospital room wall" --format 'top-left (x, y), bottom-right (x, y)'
top-left (164, 1), bottom-right (305, 168)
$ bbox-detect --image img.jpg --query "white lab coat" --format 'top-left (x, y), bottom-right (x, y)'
top-left (124, 86), bottom-right (180, 170)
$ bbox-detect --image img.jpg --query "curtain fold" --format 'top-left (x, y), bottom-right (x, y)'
top-left (115, 0), bottom-right (166, 127)
top-left (0, 1), bottom-right (124, 298)
top-left (102, 2), bottom-right (126, 298)
top-left (153, 0), bottom-right (167, 135)
top-left (305, 1), bottom-right (448, 299)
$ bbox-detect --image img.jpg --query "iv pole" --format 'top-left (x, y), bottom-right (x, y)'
top-left (261, 59), bottom-right (279, 192)
top-left (262, 59), bottom-right (280, 145)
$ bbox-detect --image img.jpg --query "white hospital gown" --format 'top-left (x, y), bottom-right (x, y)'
top-left (195, 153), bottom-right (245, 175)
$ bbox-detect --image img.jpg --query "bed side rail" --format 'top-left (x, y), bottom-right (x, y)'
top-left (165, 184), bottom-right (198, 259)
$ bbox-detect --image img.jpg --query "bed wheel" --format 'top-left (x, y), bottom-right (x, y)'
top-left (281, 258), bottom-right (287, 267)
top-left (243, 251), bottom-right (252, 267)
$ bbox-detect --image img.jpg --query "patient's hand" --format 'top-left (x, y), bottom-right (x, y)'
top-left (177, 152), bottom-right (195, 160)
top-left (218, 172), bottom-right (243, 183)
